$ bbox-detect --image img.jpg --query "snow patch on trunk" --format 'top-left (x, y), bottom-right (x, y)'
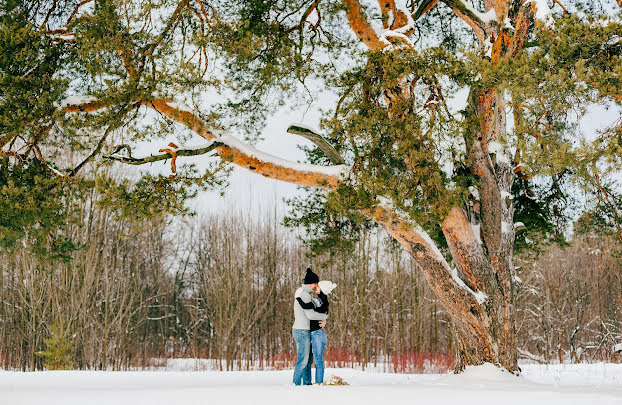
top-left (487, 140), bottom-right (511, 165)
top-left (463, 2), bottom-right (497, 24)
top-left (523, 0), bottom-right (554, 28)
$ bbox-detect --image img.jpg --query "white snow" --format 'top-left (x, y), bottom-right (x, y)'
top-left (504, 17), bottom-right (514, 31)
top-left (57, 95), bottom-right (98, 108)
top-left (523, 0), bottom-right (554, 28)
top-left (484, 40), bottom-right (493, 58)
top-left (613, 343), bottom-right (622, 354)
top-left (59, 34), bottom-right (75, 40)
top-left (1, 363), bottom-right (621, 405)
top-left (463, 1), bottom-right (497, 24)
top-left (378, 8), bottom-right (416, 50)
top-left (468, 185), bottom-right (480, 200)
top-left (500, 191), bottom-right (513, 201)
top-left (502, 221), bottom-right (513, 234)
top-left (606, 35), bottom-right (621, 46)
top-left (487, 140), bottom-right (511, 165)
top-left (166, 100), bottom-right (195, 114)
top-left (449, 264), bottom-right (488, 304)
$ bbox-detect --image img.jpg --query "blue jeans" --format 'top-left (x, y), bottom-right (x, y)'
top-left (292, 329), bottom-right (312, 385)
top-left (311, 329), bottom-right (327, 384)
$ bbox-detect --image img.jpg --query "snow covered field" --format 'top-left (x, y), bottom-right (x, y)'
top-left (1, 363), bottom-right (621, 405)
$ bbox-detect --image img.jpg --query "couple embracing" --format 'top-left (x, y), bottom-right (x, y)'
top-left (292, 268), bottom-right (337, 385)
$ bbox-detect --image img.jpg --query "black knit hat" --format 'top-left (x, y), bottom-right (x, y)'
top-left (303, 267), bottom-right (319, 284)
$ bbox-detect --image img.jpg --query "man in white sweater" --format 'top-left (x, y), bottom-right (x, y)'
top-left (292, 268), bottom-right (327, 385)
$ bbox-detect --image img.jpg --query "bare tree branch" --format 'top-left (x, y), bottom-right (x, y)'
top-left (104, 141), bottom-right (222, 166)
top-left (441, 0), bottom-right (487, 43)
top-left (286, 124), bottom-right (345, 165)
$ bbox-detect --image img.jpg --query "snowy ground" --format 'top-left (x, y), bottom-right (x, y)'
top-left (1, 363), bottom-right (621, 405)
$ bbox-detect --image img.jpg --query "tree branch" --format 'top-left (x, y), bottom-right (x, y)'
top-left (441, 0), bottom-right (487, 43)
top-left (342, 0), bottom-right (383, 50)
top-left (286, 124), bottom-right (345, 164)
top-left (66, 0), bottom-right (95, 27)
top-left (414, 0), bottom-right (441, 20)
top-left (61, 97), bottom-right (348, 188)
top-left (104, 141), bottom-right (222, 166)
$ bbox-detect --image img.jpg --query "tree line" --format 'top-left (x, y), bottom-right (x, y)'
top-left (1, 187), bottom-right (619, 371)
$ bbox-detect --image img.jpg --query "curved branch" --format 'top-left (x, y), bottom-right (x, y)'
top-left (61, 97), bottom-right (348, 188)
top-left (286, 124), bottom-right (345, 165)
top-left (442, 0), bottom-right (487, 43)
top-left (414, 0), bottom-right (441, 20)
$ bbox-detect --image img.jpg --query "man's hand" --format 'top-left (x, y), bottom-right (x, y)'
top-left (319, 321), bottom-right (326, 328)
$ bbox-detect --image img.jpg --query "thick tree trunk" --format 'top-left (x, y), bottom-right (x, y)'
top-left (372, 204), bottom-right (518, 373)
top-left (369, 82), bottom-right (519, 373)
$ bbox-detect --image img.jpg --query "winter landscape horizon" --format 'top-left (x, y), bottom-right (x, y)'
top-left (2, 0), bottom-right (622, 404)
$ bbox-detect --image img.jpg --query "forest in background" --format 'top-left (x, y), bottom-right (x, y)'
top-left (1, 175), bottom-right (620, 372)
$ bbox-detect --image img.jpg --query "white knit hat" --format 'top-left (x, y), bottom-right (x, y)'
top-left (318, 280), bottom-right (337, 295)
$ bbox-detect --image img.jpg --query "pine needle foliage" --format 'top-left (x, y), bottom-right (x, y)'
top-left (36, 321), bottom-right (75, 370)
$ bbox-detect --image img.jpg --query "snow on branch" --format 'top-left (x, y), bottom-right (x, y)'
top-left (216, 133), bottom-right (348, 178)
top-left (59, 96), bottom-right (350, 188)
top-left (342, 0), bottom-right (383, 50)
top-left (523, 0), bottom-right (554, 28)
top-left (378, 7), bottom-right (416, 50)
top-left (376, 197), bottom-right (488, 304)
top-left (57, 95), bottom-right (108, 113)
top-left (105, 133), bottom-right (348, 187)
top-left (58, 95), bottom-right (98, 108)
